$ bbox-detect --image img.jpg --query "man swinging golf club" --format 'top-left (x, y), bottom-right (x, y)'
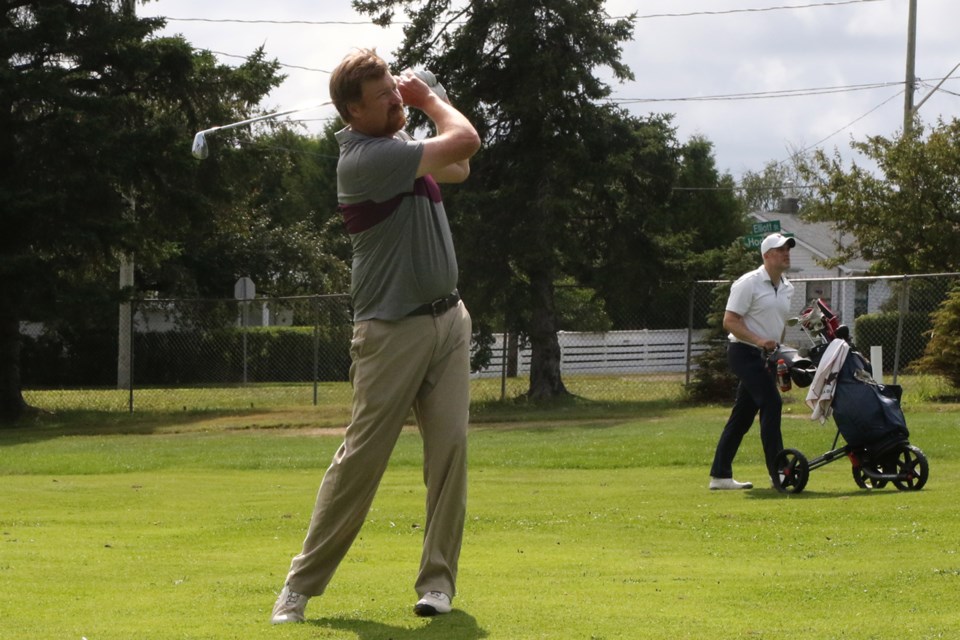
top-left (270, 48), bottom-right (480, 624)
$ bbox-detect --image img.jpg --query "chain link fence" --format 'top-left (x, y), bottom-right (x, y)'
top-left (19, 273), bottom-right (959, 414)
top-left (692, 273), bottom-right (959, 380)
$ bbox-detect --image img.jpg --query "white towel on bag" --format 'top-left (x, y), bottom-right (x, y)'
top-left (805, 340), bottom-right (850, 424)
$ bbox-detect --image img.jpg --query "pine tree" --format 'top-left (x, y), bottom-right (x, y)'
top-left (0, 1), bottom-right (283, 423)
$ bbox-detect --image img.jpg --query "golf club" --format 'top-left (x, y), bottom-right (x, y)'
top-left (191, 101), bottom-right (333, 159)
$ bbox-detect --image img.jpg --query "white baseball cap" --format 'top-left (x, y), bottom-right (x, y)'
top-left (760, 232), bottom-right (796, 255)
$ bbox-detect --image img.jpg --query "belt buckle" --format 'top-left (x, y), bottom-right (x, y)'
top-left (429, 297), bottom-right (447, 316)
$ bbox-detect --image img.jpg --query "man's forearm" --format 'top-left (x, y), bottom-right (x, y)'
top-left (423, 96), bottom-right (476, 141)
top-left (723, 312), bottom-right (776, 350)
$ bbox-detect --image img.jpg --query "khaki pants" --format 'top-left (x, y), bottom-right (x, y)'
top-left (284, 302), bottom-right (471, 599)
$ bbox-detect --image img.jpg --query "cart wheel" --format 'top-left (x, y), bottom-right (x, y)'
top-left (892, 444), bottom-right (929, 491)
top-left (774, 448), bottom-right (809, 494)
top-left (852, 463), bottom-right (888, 490)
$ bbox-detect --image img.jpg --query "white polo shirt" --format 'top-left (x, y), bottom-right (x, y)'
top-left (726, 265), bottom-right (794, 344)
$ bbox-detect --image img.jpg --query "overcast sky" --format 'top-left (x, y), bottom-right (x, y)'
top-left (139, 0), bottom-right (960, 180)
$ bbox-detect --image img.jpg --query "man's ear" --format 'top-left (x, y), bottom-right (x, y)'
top-left (345, 101), bottom-right (362, 121)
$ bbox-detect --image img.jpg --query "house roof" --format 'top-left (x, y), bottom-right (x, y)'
top-left (749, 208), bottom-right (871, 275)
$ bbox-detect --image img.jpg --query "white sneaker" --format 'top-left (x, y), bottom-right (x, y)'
top-left (414, 591), bottom-right (452, 616)
top-left (270, 585), bottom-right (308, 624)
top-left (709, 477), bottom-right (753, 490)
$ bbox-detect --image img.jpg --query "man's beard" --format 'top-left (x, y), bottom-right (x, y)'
top-left (384, 105), bottom-right (407, 136)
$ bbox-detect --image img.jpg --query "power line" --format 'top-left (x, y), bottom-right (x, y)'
top-left (608, 80), bottom-right (904, 105)
top-left (205, 45), bottom-right (934, 107)
top-left (206, 50), bottom-right (332, 74)
top-left (161, 0), bottom-right (885, 26)
top-left (793, 88), bottom-right (904, 156)
top-left (918, 78), bottom-right (960, 99)
top-left (615, 0), bottom-right (885, 21)
top-left (165, 16), bottom-right (387, 26)
top-left (165, 17), bottom-right (376, 26)
top-left (671, 88), bottom-right (906, 190)
top-left (167, 0), bottom-right (913, 176)
top-left (171, 1), bottom-right (893, 86)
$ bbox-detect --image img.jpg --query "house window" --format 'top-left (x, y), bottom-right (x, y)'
top-left (854, 281), bottom-right (870, 317)
top-left (806, 281), bottom-right (830, 308)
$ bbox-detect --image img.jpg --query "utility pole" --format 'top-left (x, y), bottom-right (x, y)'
top-left (903, 0), bottom-right (917, 134)
top-left (118, 0), bottom-right (136, 392)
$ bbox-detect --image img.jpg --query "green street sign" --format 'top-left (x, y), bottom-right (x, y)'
top-left (751, 220), bottom-right (780, 235)
top-left (741, 233), bottom-right (765, 249)
top-left (741, 230), bottom-right (794, 250)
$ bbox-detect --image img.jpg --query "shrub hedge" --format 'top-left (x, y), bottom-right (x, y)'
top-left (21, 325), bottom-right (352, 388)
top-left (854, 311), bottom-right (931, 373)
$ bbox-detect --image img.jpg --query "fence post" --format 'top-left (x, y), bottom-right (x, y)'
top-left (500, 327), bottom-right (508, 402)
top-left (240, 300), bottom-right (249, 385)
top-left (893, 276), bottom-right (910, 383)
top-left (685, 283), bottom-right (696, 386)
top-left (128, 298), bottom-right (135, 413)
top-left (312, 296), bottom-right (320, 406)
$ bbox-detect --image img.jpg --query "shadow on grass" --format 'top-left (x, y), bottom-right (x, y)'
top-left (745, 486), bottom-right (911, 501)
top-left (4, 391), bottom-right (699, 445)
top-left (470, 394), bottom-right (693, 425)
top-left (313, 610), bottom-right (487, 639)
top-left (0, 408), bottom-right (269, 444)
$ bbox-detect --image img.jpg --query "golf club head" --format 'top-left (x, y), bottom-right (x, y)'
top-left (191, 131), bottom-right (209, 160)
top-left (412, 69), bottom-right (437, 86)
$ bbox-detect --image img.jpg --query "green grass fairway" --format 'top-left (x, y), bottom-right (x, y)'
top-left (2, 400), bottom-right (959, 639)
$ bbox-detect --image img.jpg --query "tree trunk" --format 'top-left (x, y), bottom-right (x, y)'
top-left (527, 269), bottom-right (568, 400)
top-left (0, 312), bottom-right (28, 425)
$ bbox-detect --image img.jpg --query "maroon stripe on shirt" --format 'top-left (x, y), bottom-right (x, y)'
top-left (339, 175), bottom-right (442, 234)
top-left (340, 193), bottom-right (403, 234)
top-left (417, 174), bottom-right (442, 203)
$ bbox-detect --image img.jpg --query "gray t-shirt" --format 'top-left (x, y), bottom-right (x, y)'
top-left (336, 127), bottom-right (458, 321)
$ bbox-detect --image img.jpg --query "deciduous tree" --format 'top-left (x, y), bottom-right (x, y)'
top-left (800, 118), bottom-right (960, 273)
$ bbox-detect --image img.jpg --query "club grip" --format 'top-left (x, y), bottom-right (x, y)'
top-left (412, 69), bottom-right (449, 103)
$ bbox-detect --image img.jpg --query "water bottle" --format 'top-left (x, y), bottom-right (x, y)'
top-left (776, 358), bottom-right (792, 392)
top-left (412, 69), bottom-right (449, 103)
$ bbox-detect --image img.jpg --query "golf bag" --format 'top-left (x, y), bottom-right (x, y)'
top-left (828, 348), bottom-right (908, 448)
top-left (799, 298), bottom-right (907, 448)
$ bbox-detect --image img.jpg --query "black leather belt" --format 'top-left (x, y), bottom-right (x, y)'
top-left (408, 292), bottom-right (460, 317)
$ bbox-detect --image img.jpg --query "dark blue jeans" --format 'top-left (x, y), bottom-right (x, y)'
top-left (710, 342), bottom-right (784, 479)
